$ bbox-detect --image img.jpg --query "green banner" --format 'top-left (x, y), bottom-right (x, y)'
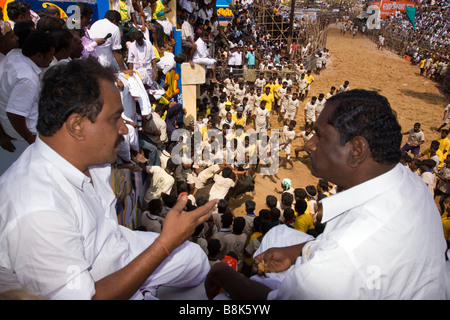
top-left (405, 6), bottom-right (416, 30)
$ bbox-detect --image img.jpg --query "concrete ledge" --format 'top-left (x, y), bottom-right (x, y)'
top-left (181, 63), bottom-right (205, 85)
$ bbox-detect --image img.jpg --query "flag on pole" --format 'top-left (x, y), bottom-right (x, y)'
top-left (405, 6), bottom-right (416, 30)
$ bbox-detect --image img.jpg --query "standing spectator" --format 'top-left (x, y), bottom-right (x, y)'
top-left (0, 30), bottom-right (56, 175)
top-left (88, 10), bottom-right (130, 72)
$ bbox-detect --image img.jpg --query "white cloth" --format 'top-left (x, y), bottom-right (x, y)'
top-left (193, 37), bottom-right (215, 68)
top-left (0, 52), bottom-right (40, 140)
top-left (126, 73), bottom-right (152, 116)
top-left (144, 165), bottom-right (175, 203)
top-left (0, 137), bottom-right (210, 300)
top-left (157, 51), bottom-right (176, 74)
top-left (127, 39), bottom-right (156, 86)
top-left (267, 164), bottom-right (447, 300)
top-left (181, 20), bottom-right (194, 41)
top-left (304, 101), bottom-right (316, 122)
top-left (88, 18), bottom-right (122, 69)
top-left (209, 174), bottom-right (235, 201)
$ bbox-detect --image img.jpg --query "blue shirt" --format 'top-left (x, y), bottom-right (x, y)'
top-left (246, 51), bottom-right (255, 66)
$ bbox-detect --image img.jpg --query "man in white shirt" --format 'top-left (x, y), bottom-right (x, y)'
top-left (88, 10), bottom-right (130, 72)
top-left (0, 30), bottom-right (56, 175)
top-left (181, 14), bottom-right (196, 67)
top-left (337, 80), bottom-right (350, 93)
top-left (0, 59), bottom-right (219, 300)
top-left (209, 166), bottom-right (236, 201)
top-left (304, 96), bottom-right (317, 126)
top-left (205, 89), bottom-right (448, 300)
top-left (314, 93), bottom-right (326, 119)
top-left (254, 73), bottom-right (266, 90)
top-left (192, 31), bottom-right (218, 83)
top-left (127, 30), bottom-right (157, 87)
top-left (253, 100), bottom-right (270, 133)
top-left (284, 91), bottom-right (299, 120)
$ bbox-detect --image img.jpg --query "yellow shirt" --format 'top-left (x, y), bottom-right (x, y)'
top-left (442, 217), bottom-right (450, 241)
top-left (260, 93), bottom-right (274, 111)
top-left (422, 149), bottom-right (445, 169)
top-left (294, 212), bottom-right (315, 233)
top-left (265, 83), bottom-right (276, 94)
top-left (438, 137), bottom-right (450, 155)
top-left (244, 232), bottom-right (262, 266)
top-left (152, 0), bottom-right (166, 20)
top-left (232, 113), bottom-right (246, 127)
top-left (272, 83), bottom-right (282, 98)
top-left (305, 74), bottom-right (315, 85)
top-left (119, 0), bottom-right (130, 21)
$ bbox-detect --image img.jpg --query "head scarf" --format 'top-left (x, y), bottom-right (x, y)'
top-left (0, 20), bottom-right (12, 36)
top-left (281, 178), bottom-right (292, 190)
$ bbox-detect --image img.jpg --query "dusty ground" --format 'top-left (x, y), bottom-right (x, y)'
top-left (229, 23), bottom-right (450, 216)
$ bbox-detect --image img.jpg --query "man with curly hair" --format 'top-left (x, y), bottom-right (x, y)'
top-left (205, 89), bottom-right (448, 300)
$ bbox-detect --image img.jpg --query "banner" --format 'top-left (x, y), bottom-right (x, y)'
top-left (372, 0), bottom-right (416, 18)
top-left (405, 5), bottom-right (416, 29)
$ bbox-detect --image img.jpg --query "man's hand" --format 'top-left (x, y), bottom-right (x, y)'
top-left (159, 195), bottom-right (219, 253)
top-left (0, 132), bottom-right (16, 152)
top-left (95, 38), bottom-right (106, 46)
top-left (252, 243), bottom-right (306, 276)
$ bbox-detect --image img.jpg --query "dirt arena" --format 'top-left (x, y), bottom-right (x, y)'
top-left (229, 23), bottom-right (450, 216)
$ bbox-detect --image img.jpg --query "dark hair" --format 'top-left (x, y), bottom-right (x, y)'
top-left (37, 58), bottom-right (116, 136)
top-left (295, 199), bottom-right (307, 216)
top-left (22, 30), bottom-right (57, 58)
top-left (260, 219), bottom-right (273, 234)
top-left (326, 89), bottom-right (402, 164)
top-left (221, 212), bottom-right (233, 228)
top-left (222, 166), bottom-right (232, 178)
top-left (77, 2), bottom-right (94, 17)
top-left (258, 209), bottom-right (271, 220)
top-left (51, 28), bottom-right (74, 53)
top-left (245, 200), bottom-right (256, 213)
top-left (6, 1), bottom-right (29, 21)
top-left (36, 15), bottom-right (66, 32)
top-left (281, 192), bottom-right (293, 206)
top-left (147, 198), bottom-right (162, 213)
top-left (161, 193), bottom-right (177, 208)
top-left (13, 20), bottom-right (35, 49)
top-left (269, 207), bottom-right (280, 222)
top-left (265, 195), bottom-right (277, 209)
top-left (305, 185), bottom-right (317, 197)
top-left (294, 188), bottom-right (306, 199)
top-left (217, 199), bottom-right (228, 213)
top-left (283, 208), bottom-right (295, 221)
top-left (104, 10), bottom-right (121, 23)
top-left (174, 53), bottom-right (187, 64)
top-left (431, 140), bottom-right (440, 150)
top-left (317, 179), bottom-right (329, 191)
top-left (232, 217), bottom-right (246, 234)
top-left (207, 238), bottom-right (221, 256)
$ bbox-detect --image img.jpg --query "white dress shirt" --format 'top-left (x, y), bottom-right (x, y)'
top-left (88, 18), bottom-right (122, 69)
top-left (0, 51), bottom-right (40, 140)
top-left (0, 137), bottom-right (210, 299)
top-left (267, 163), bottom-right (447, 299)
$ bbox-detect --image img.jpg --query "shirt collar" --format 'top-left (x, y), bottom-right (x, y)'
top-left (23, 55), bottom-right (43, 76)
top-left (320, 163), bottom-right (403, 224)
top-left (34, 135), bottom-right (91, 191)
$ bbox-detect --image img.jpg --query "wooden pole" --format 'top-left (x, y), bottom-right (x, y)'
top-left (288, 0), bottom-right (296, 49)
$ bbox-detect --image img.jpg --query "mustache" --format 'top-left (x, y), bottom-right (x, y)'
top-left (115, 135), bottom-right (125, 147)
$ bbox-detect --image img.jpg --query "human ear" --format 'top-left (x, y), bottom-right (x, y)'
top-left (65, 113), bottom-right (86, 141)
top-left (347, 136), bottom-right (369, 168)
